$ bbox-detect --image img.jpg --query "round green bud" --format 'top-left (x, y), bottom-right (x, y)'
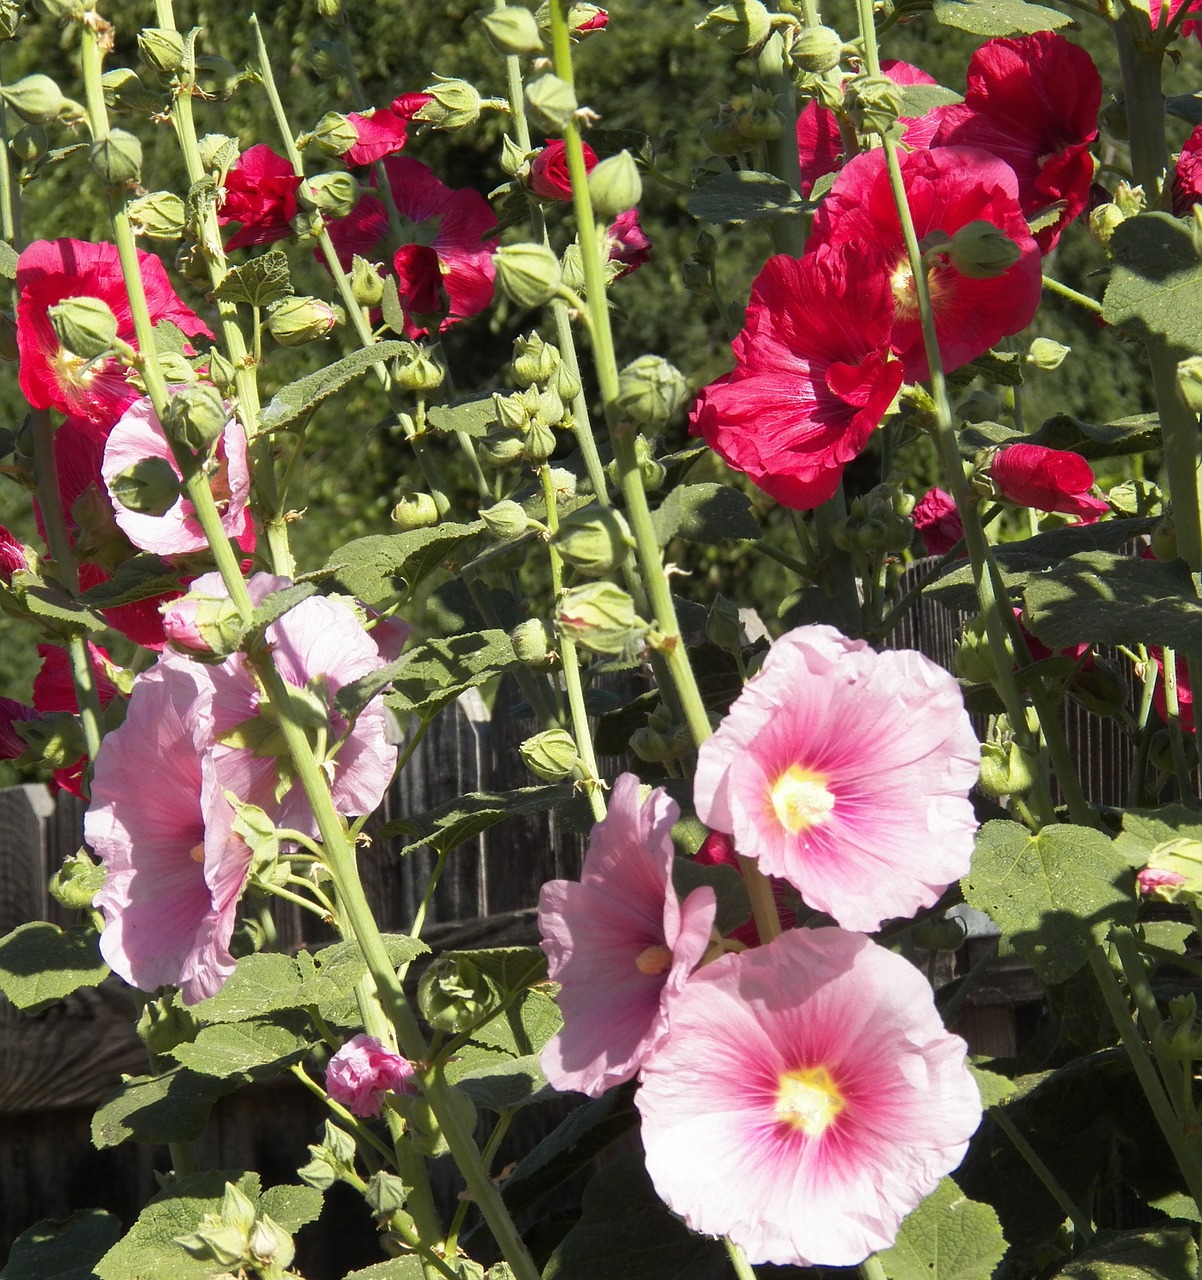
top-left (309, 40), bottom-right (346, 80)
top-left (102, 67), bottom-right (162, 115)
top-left (556, 581), bottom-right (647, 656)
top-left (128, 190), bottom-right (187, 241)
top-left (108, 455), bottom-right (183, 516)
top-left (49, 848), bottom-right (106, 911)
top-left (2, 74), bottom-right (64, 125)
top-left (793, 24), bottom-right (844, 73)
top-left (391, 342), bottom-right (445, 393)
top-left (49, 296), bottom-right (118, 359)
top-left (350, 255), bottom-right (385, 308)
top-left (197, 132), bottom-right (238, 173)
top-left (162, 384), bottom-right (229, 451)
top-left (1152, 516), bottom-right (1178, 562)
top-left (10, 124), bottom-right (47, 165)
top-left (525, 72), bottom-right (577, 133)
top-left (547, 467), bottom-right (577, 502)
top-left (1114, 180), bottom-right (1145, 217)
top-left (90, 128), bottom-right (143, 187)
top-left (695, 1), bottom-right (772, 53)
top-left (954, 615), bottom-right (1009, 685)
top-left (553, 504), bottom-right (634, 576)
top-left (483, 5), bottom-right (544, 55)
top-left (418, 77), bottom-right (482, 131)
top-left (248, 1217), bottom-right (294, 1273)
top-left (587, 150), bottom-right (642, 219)
top-left (299, 170), bottom-right (360, 218)
top-left (1088, 202), bottom-right (1125, 248)
top-left (731, 88), bottom-right (784, 142)
top-left (479, 427), bottom-right (526, 469)
top-left (1027, 337), bottom-right (1071, 371)
top-left (494, 390), bottom-right (532, 435)
top-left (267, 296), bottom-right (338, 346)
top-left (631, 721), bottom-right (692, 762)
top-left (157, 352), bottom-right (198, 384)
top-left (948, 220), bottom-right (1022, 279)
top-left (977, 739), bottom-right (1036, 799)
top-left (308, 110), bottom-right (358, 157)
top-left (512, 332), bottom-right (560, 388)
top-left (534, 385), bottom-right (566, 429)
top-left (551, 360), bottom-right (582, 403)
top-left (391, 491), bottom-right (440, 530)
top-left (520, 728), bottom-right (580, 781)
top-left (616, 354), bottom-right (688, 428)
top-left (481, 499), bottom-right (531, 542)
top-left (1068, 658), bottom-right (1130, 720)
top-left (207, 349), bottom-right (237, 395)
top-left (510, 618), bottom-right (553, 666)
top-left (138, 26), bottom-right (186, 75)
top-left (495, 241), bottom-right (562, 309)
top-left (524, 419), bottom-right (558, 462)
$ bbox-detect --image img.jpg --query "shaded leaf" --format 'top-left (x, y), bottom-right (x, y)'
top-left (1031, 412), bottom-right (1161, 460)
top-left (19, 583), bottom-right (106, 634)
top-left (1113, 804), bottom-right (1202, 868)
top-left (319, 523), bottom-right (481, 605)
top-left (312, 935), bottom-right (429, 999)
top-left (377, 784), bottom-right (576, 855)
top-left (0, 922), bottom-right (108, 1010)
top-left (878, 1177), bottom-right (1007, 1280)
top-left (686, 170), bottom-right (809, 224)
top-left (1104, 213), bottom-right (1202, 355)
top-left (1, 1209), bottom-right (122, 1280)
top-left (92, 1066), bottom-right (240, 1150)
top-left (214, 248), bottom-right (291, 307)
top-left (77, 554), bottom-right (179, 608)
top-left (259, 341), bottom-right (411, 431)
top-left (451, 1051), bottom-right (551, 1113)
top-left (470, 988), bottom-right (562, 1058)
top-left (651, 483), bottom-right (759, 546)
top-left (932, 0), bottom-right (1071, 34)
top-left (452, 947), bottom-right (549, 999)
top-left (344, 1261), bottom-right (427, 1280)
top-left (1054, 1227), bottom-right (1198, 1278)
top-left (169, 1016), bottom-right (313, 1079)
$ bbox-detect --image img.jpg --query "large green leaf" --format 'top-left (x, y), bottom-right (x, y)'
top-left (214, 248), bottom-right (291, 307)
top-left (1030, 412), bottom-right (1161, 460)
top-left (91, 1066), bottom-right (241, 1150)
top-left (651, 482), bottom-right (759, 546)
top-left (1, 1209), bottom-right (122, 1280)
top-left (426, 395), bottom-right (497, 438)
top-left (343, 1262), bottom-right (427, 1280)
top-left (878, 1178), bottom-right (1008, 1280)
top-left (962, 821), bottom-right (1136, 983)
top-left (0, 922), bottom-right (109, 1010)
top-left (1054, 1228), bottom-right (1198, 1278)
top-left (449, 1050), bottom-right (552, 1113)
top-left (932, 0), bottom-right (1070, 33)
top-left (258, 340), bottom-right (411, 431)
top-left (319, 522), bottom-right (481, 605)
top-left (1104, 213), bottom-right (1202, 355)
top-left (187, 952), bottom-right (336, 1023)
top-left (77, 554), bottom-right (179, 608)
top-left (1112, 804), bottom-right (1202, 868)
top-left (255, 1183), bottom-right (324, 1233)
top-left (382, 628), bottom-right (519, 721)
top-left (376, 783), bottom-right (576, 854)
top-left (169, 1015), bottom-right (313, 1079)
top-left (470, 987), bottom-right (563, 1058)
top-left (686, 170), bottom-right (808, 224)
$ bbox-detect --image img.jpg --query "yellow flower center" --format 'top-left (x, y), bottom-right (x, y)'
top-left (51, 346), bottom-right (104, 391)
top-left (770, 765), bottom-right (835, 836)
top-left (635, 943), bottom-right (673, 976)
top-left (775, 1065), bottom-right (845, 1137)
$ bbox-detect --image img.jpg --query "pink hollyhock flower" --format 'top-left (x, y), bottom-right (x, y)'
top-left (1137, 865), bottom-right (1189, 898)
top-left (637, 927), bottom-right (981, 1267)
top-left (218, 144), bottom-right (301, 250)
top-left (86, 654), bottom-right (250, 1003)
top-left (325, 156), bottom-right (496, 339)
top-left (326, 1034), bottom-right (417, 1117)
top-left (1173, 125), bottom-right (1202, 214)
top-left (101, 393), bottom-right (254, 556)
top-left (368, 612), bottom-right (413, 663)
top-left (913, 487), bottom-right (964, 556)
top-left (607, 209), bottom-right (652, 277)
top-left (990, 443), bottom-right (1108, 521)
top-left (932, 34), bottom-right (1101, 251)
top-left (695, 625), bottom-right (979, 932)
top-left (808, 146), bottom-right (1041, 382)
top-left (344, 94), bottom-right (432, 167)
top-left (538, 773), bottom-right (716, 1098)
top-left (689, 244), bottom-right (905, 510)
top-left (33, 641), bottom-right (120, 713)
top-left (0, 524), bottom-right (27, 582)
top-left (16, 240), bottom-right (212, 433)
top-left (529, 139), bottom-right (598, 201)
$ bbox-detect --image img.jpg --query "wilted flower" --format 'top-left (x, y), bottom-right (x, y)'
top-left (326, 1034), bottom-right (417, 1116)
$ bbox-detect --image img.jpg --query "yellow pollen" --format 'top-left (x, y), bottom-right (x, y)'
top-left (188, 842), bottom-right (205, 863)
top-left (770, 765), bottom-right (835, 836)
top-left (890, 261), bottom-right (919, 318)
top-left (776, 1065), bottom-right (845, 1137)
top-left (635, 943), bottom-right (673, 976)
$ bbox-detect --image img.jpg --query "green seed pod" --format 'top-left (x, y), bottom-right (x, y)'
top-left (128, 190), bottom-right (187, 241)
top-left (553, 504), bottom-right (634, 576)
top-left (1026, 336), bottom-right (1070, 371)
top-left (267, 296), bottom-right (338, 346)
top-left (520, 728), bottom-right (580, 780)
top-left (49, 847), bottom-right (107, 911)
top-left (90, 128), bottom-right (143, 187)
top-left (482, 5), bottom-right (544, 55)
top-left (193, 54), bottom-right (242, 102)
top-left (308, 110), bottom-right (358, 157)
top-left (524, 419), bottom-right (557, 463)
top-left (551, 359), bottom-right (582, 403)
top-left (846, 72), bottom-right (904, 136)
top-left (793, 24), bottom-right (844, 73)
top-left (2, 74), bottom-right (64, 125)
top-left (481, 499), bottom-right (531, 541)
top-left (247, 1216), bottom-right (294, 1272)
top-left (207, 349), bottom-right (237, 396)
top-left (512, 332), bottom-right (560, 388)
top-left (162, 383), bottom-right (229, 451)
top-left (948, 220), bottom-right (1022, 279)
top-left (510, 618), bottom-right (553, 666)
top-left (954, 615), bottom-right (1010, 685)
top-left (695, 0), bottom-right (772, 53)
top-left (557, 581), bottom-right (647, 656)
top-left (299, 170), bottom-right (359, 218)
top-left (350, 255), bottom-right (386, 308)
top-left (10, 123), bottom-right (47, 166)
top-left (495, 242), bottom-right (562, 308)
top-left (138, 26), bottom-right (186, 75)
top-left (418, 77), bottom-right (482, 131)
top-left (391, 491), bottom-right (440, 530)
top-left (616, 354), bottom-right (688, 429)
top-left (525, 72), bottom-right (577, 133)
top-left (977, 738), bottom-right (1037, 799)
top-left (391, 341), bottom-right (444, 393)
top-left (108, 455), bottom-right (182, 517)
top-left (587, 150), bottom-right (641, 219)
top-left (48, 296), bottom-right (118, 359)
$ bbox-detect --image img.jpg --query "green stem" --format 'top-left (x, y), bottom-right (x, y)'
top-left (1041, 274), bottom-right (1103, 315)
top-left (290, 1062), bottom-right (400, 1167)
top-left (858, 1257), bottom-right (889, 1280)
top-left (724, 1237), bottom-right (760, 1280)
top-left (755, 33), bottom-right (806, 258)
top-left (988, 1104), bottom-right (1094, 1240)
top-left (0, 57), bottom-right (21, 252)
top-left (1115, 15), bottom-right (1168, 205)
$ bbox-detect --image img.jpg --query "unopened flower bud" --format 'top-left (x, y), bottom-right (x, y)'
top-left (268, 296), bottom-right (338, 346)
top-left (911, 915), bottom-right (967, 952)
top-left (793, 24), bottom-right (844, 72)
top-left (551, 360), bottom-right (582, 403)
top-left (480, 425), bottom-right (526, 468)
top-left (977, 739), bottom-right (1037, 799)
top-left (954, 615), bottom-right (1009, 685)
top-left (2, 74), bottom-right (64, 125)
top-left (526, 72), bottom-right (577, 133)
top-left (307, 110), bottom-right (358, 158)
top-left (534, 385), bottom-right (566, 428)
top-left (731, 88), bottom-right (783, 142)
top-left (481, 499), bottom-right (531, 541)
top-left (605, 433), bottom-right (666, 489)
top-left (557, 581), bottom-right (646, 655)
top-left (197, 132), bottom-right (237, 173)
top-left (547, 466), bottom-right (577, 502)
top-left (49, 296), bottom-right (118, 359)
top-left (161, 590), bottom-right (246, 657)
top-left (128, 190), bottom-right (187, 240)
top-left (512, 332), bottom-right (560, 387)
top-left (1114, 180), bottom-right (1145, 217)
top-left (138, 26), bottom-right (186, 75)
top-left (568, 3), bottom-right (608, 34)
top-left (695, 0), bottom-right (772, 52)
top-left (309, 40), bottom-right (346, 79)
top-left (248, 1216), bottom-right (294, 1271)
top-left (350, 255), bottom-right (385, 308)
top-left (90, 128), bottom-right (143, 186)
top-left (108, 455), bottom-right (182, 516)
top-left (1152, 516), bottom-right (1178, 561)
top-left (495, 241), bottom-right (562, 308)
top-left (1069, 658), bottom-right (1130, 719)
top-left (49, 848), bottom-right (106, 911)
top-left (10, 124), bottom-right (47, 165)
top-left (299, 170), bottom-right (359, 218)
top-left (1178, 356), bottom-right (1202, 415)
top-left (520, 728), bottom-right (580, 780)
top-left (553, 505), bottom-right (634, 576)
top-left (102, 67), bottom-right (161, 115)
top-left (616, 354), bottom-right (687, 429)
top-left (162, 383), bottom-right (229, 451)
top-left (483, 5), bottom-right (544, 54)
top-left (493, 390), bottom-right (532, 435)
top-left (418, 77), bottom-right (482, 131)
top-left (391, 342), bottom-right (444, 393)
top-left (949, 220), bottom-right (1021, 279)
top-left (1027, 337), bottom-right (1070, 371)
top-left (203, 349), bottom-right (235, 396)
top-left (391, 491), bottom-right (440, 530)
top-left (510, 618), bottom-right (553, 666)
top-left (525, 419), bottom-right (557, 461)
top-left (193, 55), bottom-right (242, 102)
top-left (587, 150), bottom-right (641, 219)
top-left (846, 73), bottom-right (903, 136)
top-left (1157, 994), bottom-right (1202, 1061)
top-left (1088, 202), bottom-right (1125, 248)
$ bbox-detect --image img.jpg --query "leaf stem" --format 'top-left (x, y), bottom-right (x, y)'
top-left (987, 1104), bottom-right (1094, 1241)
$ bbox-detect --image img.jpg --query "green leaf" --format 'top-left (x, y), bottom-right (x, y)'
top-left (249, 582), bottom-right (320, 632)
top-left (896, 83), bottom-right (964, 115)
top-left (91, 1066), bottom-right (240, 1150)
top-left (452, 947), bottom-right (548, 999)
top-left (470, 988), bottom-right (562, 1058)
top-left (932, 0), bottom-right (1071, 34)
top-left (188, 952), bottom-right (336, 1023)
top-left (379, 275), bottom-right (408, 338)
top-left (970, 1065), bottom-right (1016, 1109)
top-left (214, 248), bottom-right (292, 307)
top-left (962, 821), bottom-right (1137, 983)
top-left (94, 1171), bottom-right (260, 1280)
top-left (77, 554), bottom-right (180, 609)
top-left (0, 239), bottom-right (19, 281)
top-left (651, 483), bottom-right (759, 546)
top-left (19, 583), bottom-right (106, 634)
top-left (312, 934), bottom-right (429, 1000)
top-left (377, 784), bottom-right (576, 854)
top-left (426, 396), bottom-right (497, 438)
top-left (1053, 1227), bottom-right (1199, 1278)
top-left (1, 1209), bottom-right (122, 1280)
top-left (451, 1051), bottom-right (551, 1113)
top-left (878, 1178), bottom-right (1007, 1280)
top-left (1113, 804), bottom-right (1202, 868)
top-left (169, 1016), bottom-right (313, 1079)
top-left (0, 922), bottom-right (109, 1010)
top-left (319, 522), bottom-right (481, 605)
top-left (259, 341), bottom-right (411, 431)
top-left (383, 629), bottom-right (519, 721)
top-left (1104, 213), bottom-right (1202, 355)
top-left (1167, 91), bottom-right (1202, 126)
top-left (686, 170), bottom-right (809, 224)
top-left (1022, 550), bottom-right (1202, 659)
top-left (1030, 412), bottom-right (1161, 460)
top-left (255, 1183), bottom-right (323, 1233)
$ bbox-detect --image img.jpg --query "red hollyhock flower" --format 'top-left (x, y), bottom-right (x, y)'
top-left (809, 146), bottom-right (1041, 382)
top-left (34, 641), bottom-right (120, 713)
top-left (913, 487), bottom-right (964, 556)
top-left (0, 524), bottom-right (26, 582)
top-left (1151, 649), bottom-right (1194, 733)
top-left (694, 830), bottom-right (797, 947)
top-left (325, 156), bottom-right (496, 339)
top-left (345, 94), bottom-right (433, 167)
top-left (990, 443), bottom-right (1109, 521)
top-left (1173, 125), bottom-right (1202, 214)
top-left (689, 245), bottom-right (905, 510)
top-left (607, 208), bottom-right (651, 277)
top-left (932, 33), bottom-right (1100, 252)
top-left (573, 6), bottom-right (608, 33)
top-left (16, 240), bottom-right (212, 434)
top-left (1148, 0), bottom-right (1202, 42)
top-left (529, 139), bottom-right (598, 201)
top-left (218, 144), bottom-right (301, 250)
top-left (0, 697), bottom-right (38, 761)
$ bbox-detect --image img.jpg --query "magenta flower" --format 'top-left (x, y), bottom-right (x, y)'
top-left (101, 393), bottom-right (254, 556)
top-left (913, 487), bottom-right (964, 556)
top-left (0, 524), bottom-right (26, 582)
top-left (990, 443), bottom-right (1108, 521)
top-left (326, 1034), bottom-right (418, 1117)
top-left (538, 773), bottom-right (716, 1098)
top-left (637, 927), bottom-right (981, 1267)
top-left (695, 625), bottom-right (979, 932)
top-left (218, 144), bottom-right (301, 250)
top-left (606, 209), bottom-right (652, 278)
top-left (344, 94), bottom-right (431, 166)
top-left (1174, 125), bottom-right (1202, 214)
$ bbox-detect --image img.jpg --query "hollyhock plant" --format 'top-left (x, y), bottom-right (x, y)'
top-left (1173, 125), bottom-right (1202, 214)
top-left (33, 642), bottom-right (120, 713)
top-left (529, 139), bottom-right (598, 200)
top-left (694, 625), bottom-right (979, 932)
top-left (344, 94), bottom-right (432, 167)
top-left (637, 927), bottom-right (981, 1267)
top-left (1151, 648), bottom-right (1194, 733)
top-left (218, 144), bottom-right (302, 250)
top-left (808, 146), bottom-right (1041, 381)
top-left (16, 239), bottom-right (212, 433)
top-left (538, 773), bottom-right (716, 1098)
top-left (326, 1034), bottom-right (418, 1117)
top-left (0, 524), bottom-right (26, 582)
top-left (100, 393), bottom-right (255, 556)
top-left (913, 487), bottom-right (964, 556)
top-left (932, 33), bottom-right (1101, 251)
top-left (990, 443), bottom-right (1108, 521)
top-left (325, 156), bottom-right (496, 338)
top-left (689, 244), bottom-right (904, 509)
top-left (606, 208), bottom-right (652, 277)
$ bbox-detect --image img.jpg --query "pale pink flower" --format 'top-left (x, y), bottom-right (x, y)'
top-left (637, 927), bottom-right (981, 1267)
top-left (1137, 866), bottom-right (1188, 899)
top-left (326, 1034), bottom-right (418, 1117)
top-left (538, 773), bottom-right (716, 1097)
top-left (695, 625), bottom-right (979, 932)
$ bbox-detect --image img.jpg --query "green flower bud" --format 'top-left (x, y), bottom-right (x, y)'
top-left (910, 915), bottom-right (968, 953)
top-left (731, 87), bottom-right (783, 142)
top-left (587, 150), bottom-right (642, 219)
top-left (493, 390), bottom-right (532, 435)
top-left (267, 296), bottom-right (338, 346)
top-left (695, 0), bottom-right (772, 53)
top-left (49, 296), bottom-right (118, 359)
top-left (557, 581), bottom-right (647, 656)
top-left (551, 359), bottom-right (582, 403)
top-left (483, 5), bottom-right (544, 54)
top-left (350, 255), bottom-right (386, 308)
top-left (128, 190), bottom-right (187, 240)
top-left (11, 124), bottom-right (47, 166)
top-left (631, 705), bottom-right (692, 761)
top-left (948, 220), bottom-right (1022, 279)
top-left (418, 77), bottom-right (482, 131)
top-left (954, 615), bottom-right (1010, 685)
top-left (616, 354), bottom-right (688, 429)
top-left (162, 383), bottom-right (229, 451)
top-left (510, 618), bottom-right (553, 666)
top-left (138, 26), bottom-right (186, 74)
top-left (500, 135), bottom-right (529, 175)
top-left (108, 455), bottom-right (182, 516)
top-left (299, 170), bottom-right (360, 218)
top-left (2, 74), bottom-right (64, 126)
top-left (317, 0), bottom-right (342, 16)
top-left (534, 385), bottom-right (566, 428)
top-left (1156, 994), bottom-right (1202, 1061)
top-left (391, 341), bottom-right (445, 393)
top-left (520, 728), bottom-right (580, 780)
top-left (309, 40), bottom-right (346, 79)
top-left (495, 241), bottom-right (562, 308)
top-left (419, 954), bottom-right (490, 1033)
top-left (307, 110), bottom-right (358, 157)
top-left (101, 67), bottom-right (161, 115)
top-left (706, 593), bottom-right (743, 652)
top-left (1114, 180), bottom-right (1145, 217)
top-left (605, 433), bottom-right (666, 489)
top-left (524, 418), bottom-right (558, 462)
top-left (197, 132), bottom-right (239, 174)
top-left (14, 713), bottom-right (85, 770)
top-left (1178, 356), bottom-right (1202, 415)
top-left (977, 739), bottom-right (1036, 799)
top-left (553, 504), bottom-right (634, 576)
top-left (177, 1221), bottom-right (248, 1268)
top-left (205, 349), bottom-right (236, 395)
top-left (1068, 658), bottom-right (1130, 719)
top-left (90, 128), bottom-right (143, 187)
top-left (547, 466), bottom-right (577, 502)
top-left (793, 24), bottom-right (844, 73)
top-left (391, 491), bottom-right (440, 529)
top-left (1152, 516), bottom-right (1178, 561)
top-left (480, 425), bottom-right (526, 468)
top-left (156, 352), bottom-right (198, 385)
top-left (512, 332), bottom-right (560, 387)
top-left (248, 1215), bottom-right (294, 1272)
top-left (49, 847), bottom-right (106, 911)
top-left (193, 54), bottom-right (242, 102)
top-left (526, 72), bottom-right (578, 133)
top-left (846, 72), bottom-right (903, 136)
top-left (481, 499), bottom-right (531, 541)
top-left (35, 0), bottom-right (85, 19)
top-left (1027, 337), bottom-right (1070, 371)
top-left (1088, 202), bottom-right (1125, 248)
